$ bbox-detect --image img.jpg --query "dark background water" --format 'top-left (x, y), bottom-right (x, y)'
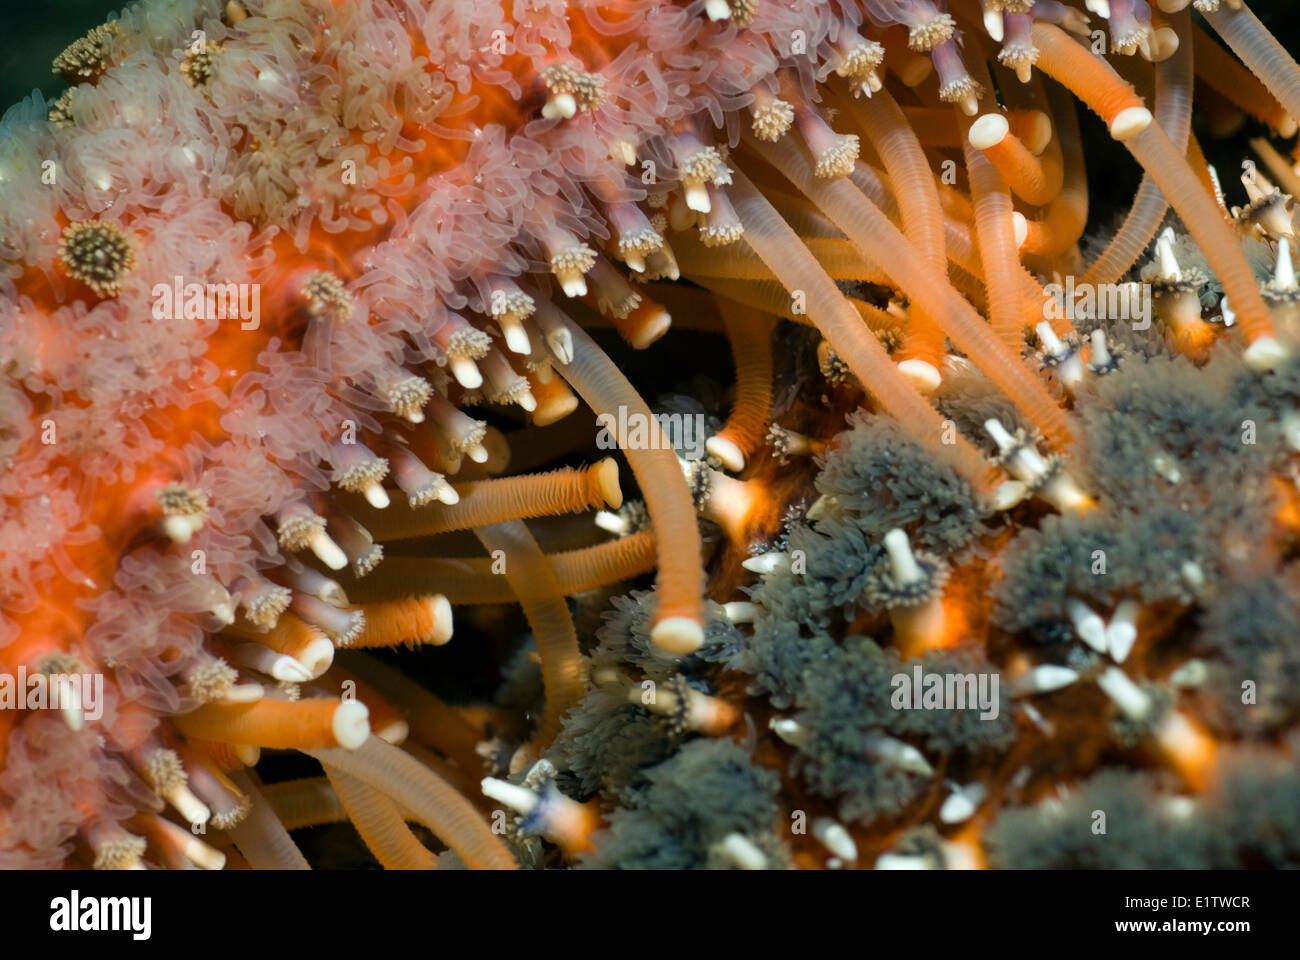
top-left (0, 0), bottom-right (129, 110)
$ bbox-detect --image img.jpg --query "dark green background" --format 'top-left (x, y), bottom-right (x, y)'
top-left (0, 0), bottom-right (130, 110)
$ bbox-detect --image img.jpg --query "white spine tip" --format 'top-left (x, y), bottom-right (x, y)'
top-left (1152, 26), bottom-right (1180, 61)
top-left (716, 833), bottom-right (767, 870)
top-left (983, 9), bottom-right (1005, 42)
top-left (211, 600), bottom-right (237, 626)
top-left (1109, 106), bottom-right (1153, 141)
top-left (1067, 598), bottom-right (1109, 653)
top-left (481, 777), bottom-right (539, 815)
top-left (1059, 353), bottom-right (1086, 389)
top-left (594, 510), bottom-right (629, 536)
top-left (1157, 234), bottom-right (1182, 282)
top-left (703, 0), bottom-right (731, 20)
top-left (1219, 295), bottom-right (1236, 328)
top-left (297, 636), bottom-right (336, 678)
top-left (875, 853), bottom-right (933, 870)
top-left (162, 515), bottom-right (196, 544)
top-left (426, 594), bottom-right (454, 645)
top-left (308, 530), bottom-right (349, 571)
top-left (805, 493), bottom-right (835, 521)
top-left (992, 479), bottom-right (1029, 511)
top-left (184, 835), bottom-right (227, 871)
top-left (723, 601), bottom-right (758, 623)
top-left (559, 275), bottom-right (588, 298)
top-left (220, 682), bottom-right (265, 704)
top-left (62, 707), bottom-right (85, 732)
top-left (58, 678), bottom-right (84, 731)
top-left (684, 183), bottom-right (712, 214)
top-left (1106, 599), bottom-right (1141, 663)
top-left (1282, 415), bottom-right (1300, 452)
top-left (1170, 659), bottom-right (1208, 687)
top-left (882, 528), bottom-right (924, 585)
top-left (1244, 336), bottom-right (1288, 371)
top-left (896, 358), bottom-right (941, 393)
top-left (1097, 666), bottom-right (1151, 720)
top-left (541, 92), bottom-right (577, 120)
top-left (939, 784), bottom-right (987, 824)
top-left (1089, 329), bottom-right (1111, 367)
top-left (1012, 211), bottom-right (1029, 248)
top-left (503, 323), bottom-right (532, 355)
top-left (769, 717), bottom-right (807, 747)
top-left (812, 818), bottom-right (858, 861)
top-left (969, 113), bottom-right (1010, 150)
top-left (1035, 321), bottom-right (1064, 356)
top-left (254, 649), bottom-right (313, 683)
top-left (221, 640), bottom-right (282, 682)
top-left (1276, 237), bottom-right (1296, 289)
top-left (332, 700), bottom-right (371, 749)
top-left (376, 718), bottom-right (409, 745)
top-left (363, 482), bottom-right (391, 510)
top-left (705, 435), bottom-right (746, 472)
top-left (1181, 560), bottom-right (1206, 592)
top-left (985, 417), bottom-right (1017, 454)
top-left (164, 784), bottom-right (211, 828)
top-left (742, 551), bottom-right (787, 574)
top-left (450, 357), bottom-right (483, 389)
top-left (594, 457), bottom-right (623, 510)
top-left (1018, 664), bottom-right (1080, 694)
top-left (868, 735), bottom-right (934, 776)
top-left (547, 328), bottom-right (575, 365)
top-left (650, 616), bottom-right (705, 655)
top-left (941, 840), bottom-right (981, 871)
